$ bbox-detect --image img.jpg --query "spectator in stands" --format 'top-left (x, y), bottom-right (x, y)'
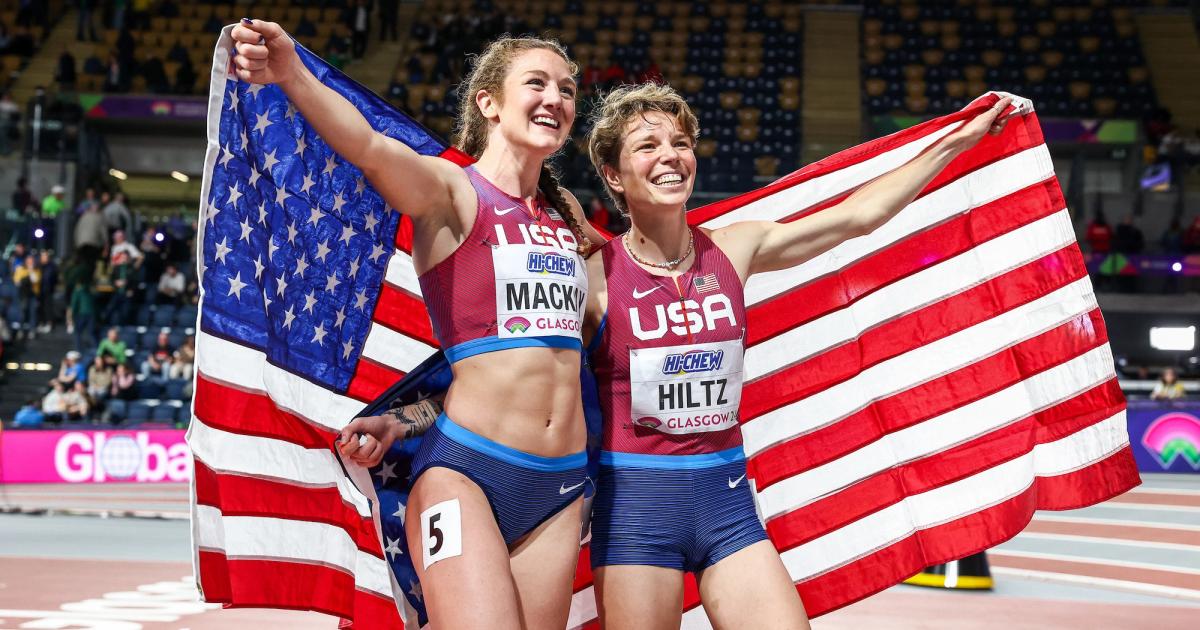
top-left (76, 0), bottom-right (98, 41)
top-left (170, 334), bottom-right (194, 381)
top-left (1161, 217), bottom-right (1185, 255)
top-left (55, 350), bottom-right (86, 388)
top-left (74, 187), bottom-right (98, 215)
top-left (97, 326), bottom-right (127, 366)
top-left (157, 263), bottom-right (185, 305)
top-left (103, 192), bottom-right (133, 236)
top-left (1151, 368), bottom-right (1187, 400)
top-left (0, 19), bottom-right (10, 53)
top-left (586, 194), bottom-right (611, 233)
top-left (12, 253), bottom-right (40, 339)
top-left (104, 51), bottom-right (129, 92)
top-left (37, 250), bottom-right (57, 333)
top-left (141, 330), bottom-right (174, 379)
top-left (138, 226), bottom-right (165, 285)
top-left (174, 56), bottom-right (197, 95)
top-left (379, 0), bottom-right (399, 42)
top-left (13, 399), bottom-right (45, 427)
top-left (103, 230), bottom-right (139, 325)
top-left (346, 0), bottom-right (371, 59)
top-left (56, 51), bottom-right (78, 89)
top-left (42, 380), bottom-right (68, 423)
top-left (1114, 215), bottom-right (1145, 255)
top-left (65, 380), bottom-right (92, 422)
top-left (73, 200), bottom-right (107, 275)
top-left (41, 184), bottom-right (66, 219)
top-left (1184, 215), bottom-right (1200, 254)
top-left (87, 355), bottom-right (112, 402)
top-left (167, 38), bottom-right (188, 64)
top-left (109, 229), bottom-right (142, 271)
top-left (11, 177), bottom-right (34, 215)
top-left (67, 261), bottom-right (97, 352)
top-left (0, 90), bottom-right (19, 155)
top-left (7, 242), bottom-right (27, 271)
top-left (110, 362), bottom-right (137, 401)
top-left (141, 55), bottom-right (170, 93)
top-left (1086, 211), bottom-right (1113, 254)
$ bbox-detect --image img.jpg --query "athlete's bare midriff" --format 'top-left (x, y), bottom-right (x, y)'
top-left (442, 345), bottom-right (586, 458)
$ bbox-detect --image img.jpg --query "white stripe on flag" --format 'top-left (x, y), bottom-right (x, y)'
top-left (742, 274), bottom-right (1099, 456)
top-left (566, 586), bottom-right (598, 630)
top-left (744, 208), bottom-right (1077, 377)
top-left (196, 330), bottom-right (365, 429)
top-left (361, 322), bottom-right (438, 374)
top-left (701, 122), bottom-right (963, 229)
top-left (739, 144), bottom-right (1054, 307)
top-left (188, 417), bottom-right (372, 516)
top-left (193, 505), bottom-right (393, 598)
top-left (755, 344), bottom-right (1116, 519)
top-left (385, 249), bottom-right (422, 296)
top-left (778, 411), bottom-right (1129, 581)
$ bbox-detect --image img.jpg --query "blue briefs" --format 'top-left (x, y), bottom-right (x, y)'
top-left (589, 447), bottom-right (768, 572)
top-left (410, 414), bottom-right (588, 545)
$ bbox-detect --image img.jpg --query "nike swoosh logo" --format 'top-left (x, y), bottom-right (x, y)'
top-left (559, 479), bottom-right (587, 495)
top-left (632, 286), bottom-right (661, 299)
top-left (728, 474), bottom-right (746, 489)
top-left (494, 206), bottom-right (518, 216)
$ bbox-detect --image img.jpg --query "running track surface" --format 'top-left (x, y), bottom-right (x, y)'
top-left (1, 474), bottom-right (1196, 629)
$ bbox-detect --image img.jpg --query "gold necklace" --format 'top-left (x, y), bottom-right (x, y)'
top-left (622, 229), bottom-right (694, 270)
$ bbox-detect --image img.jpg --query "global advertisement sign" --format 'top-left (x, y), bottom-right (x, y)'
top-left (0, 429), bottom-right (191, 483)
top-left (1127, 403), bottom-right (1200, 474)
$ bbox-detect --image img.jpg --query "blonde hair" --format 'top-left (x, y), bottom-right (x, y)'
top-left (586, 83), bottom-right (700, 215)
top-left (453, 36), bottom-right (591, 253)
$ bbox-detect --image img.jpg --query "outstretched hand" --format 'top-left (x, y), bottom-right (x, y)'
top-left (230, 18), bottom-right (300, 86)
top-left (337, 414), bottom-right (401, 468)
top-left (945, 96), bottom-right (1014, 150)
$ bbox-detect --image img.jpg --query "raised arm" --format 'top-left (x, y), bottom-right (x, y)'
top-left (713, 97), bottom-right (1015, 280)
top-left (231, 19), bottom-right (461, 220)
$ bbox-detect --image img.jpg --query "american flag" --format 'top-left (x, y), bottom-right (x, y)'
top-left (692, 272), bottom-right (720, 294)
top-left (189, 26), bottom-right (1139, 629)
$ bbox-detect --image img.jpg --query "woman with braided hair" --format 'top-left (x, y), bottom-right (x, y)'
top-left (231, 20), bottom-right (605, 629)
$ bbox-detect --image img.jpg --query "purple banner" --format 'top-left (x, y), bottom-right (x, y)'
top-left (1126, 401), bottom-right (1200, 474)
top-left (1084, 252), bottom-right (1200, 277)
top-left (80, 94), bottom-right (209, 120)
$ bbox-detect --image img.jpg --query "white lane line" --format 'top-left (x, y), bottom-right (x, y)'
top-left (991, 567), bottom-right (1200, 603)
top-left (1032, 514), bottom-right (1200, 532)
top-left (989, 549), bottom-right (1200, 576)
top-left (1014, 531), bottom-right (1200, 553)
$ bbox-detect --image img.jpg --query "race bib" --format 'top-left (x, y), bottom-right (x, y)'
top-left (493, 244), bottom-right (587, 339)
top-left (629, 339), bottom-right (744, 435)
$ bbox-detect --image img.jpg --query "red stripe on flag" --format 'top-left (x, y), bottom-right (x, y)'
top-left (745, 179), bottom-right (1066, 345)
top-left (193, 459), bottom-right (384, 558)
top-left (197, 551), bottom-right (402, 628)
top-left (194, 374), bottom-right (336, 449)
top-left (764, 380), bottom-right (1126, 553)
top-left (750, 308), bottom-right (1112, 491)
top-left (394, 215), bottom-right (414, 254)
top-left (794, 447), bottom-right (1139, 618)
top-left (574, 544), bottom-right (594, 591)
top-left (688, 95), bottom-right (1009, 225)
top-left (742, 245), bottom-right (1089, 422)
top-left (346, 354), bottom-right (406, 403)
top-left (439, 146), bottom-right (474, 166)
top-left (374, 284), bottom-right (438, 346)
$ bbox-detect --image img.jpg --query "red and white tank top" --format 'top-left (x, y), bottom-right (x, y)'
top-left (418, 167), bottom-right (588, 362)
top-left (589, 227), bottom-right (746, 456)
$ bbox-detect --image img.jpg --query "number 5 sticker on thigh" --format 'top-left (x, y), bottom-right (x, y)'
top-left (420, 499), bottom-right (463, 570)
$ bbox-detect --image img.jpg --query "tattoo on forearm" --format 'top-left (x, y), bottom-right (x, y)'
top-left (392, 399), bottom-right (442, 439)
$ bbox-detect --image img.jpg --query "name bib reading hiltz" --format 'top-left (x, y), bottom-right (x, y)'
top-left (493, 244), bottom-right (587, 339)
top-left (628, 338), bottom-right (744, 435)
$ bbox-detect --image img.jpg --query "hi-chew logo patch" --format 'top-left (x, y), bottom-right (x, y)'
top-left (526, 251), bottom-right (576, 276)
top-left (662, 349), bottom-right (725, 375)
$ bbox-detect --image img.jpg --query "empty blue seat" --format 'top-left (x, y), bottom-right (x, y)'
top-left (152, 404), bottom-right (178, 421)
top-left (135, 305), bottom-right (152, 326)
top-left (164, 379), bottom-right (188, 400)
top-left (107, 399), bottom-right (128, 422)
top-left (175, 307), bottom-right (198, 326)
top-left (176, 405), bottom-right (193, 424)
top-left (152, 307), bottom-right (176, 328)
top-left (127, 401), bottom-right (152, 421)
top-left (136, 379), bottom-right (164, 399)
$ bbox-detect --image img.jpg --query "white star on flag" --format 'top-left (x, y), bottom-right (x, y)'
top-left (308, 206), bottom-right (324, 227)
top-left (322, 155), bottom-right (337, 177)
top-left (315, 239), bottom-right (331, 263)
top-left (226, 272), bottom-right (247, 300)
top-left (219, 145), bottom-right (235, 168)
top-left (339, 224), bottom-right (355, 246)
top-left (384, 537), bottom-right (403, 561)
top-left (274, 272), bottom-right (288, 297)
top-left (246, 82), bottom-right (265, 99)
top-left (324, 272), bottom-right (339, 293)
top-left (253, 256), bottom-right (265, 281)
top-left (375, 461), bottom-right (398, 484)
top-left (332, 193), bottom-right (347, 213)
top-left (294, 255), bottom-right (309, 277)
top-left (300, 173), bottom-right (315, 194)
top-left (262, 148), bottom-right (280, 172)
top-left (238, 218), bottom-right (254, 243)
top-left (253, 111), bottom-right (273, 135)
top-left (302, 291), bottom-right (317, 314)
top-left (311, 322), bottom-right (327, 345)
top-left (281, 304), bottom-right (295, 329)
top-left (342, 339), bottom-right (354, 360)
top-left (294, 134), bottom-right (307, 157)
top-left (213, 237), bottom-right (232, 264)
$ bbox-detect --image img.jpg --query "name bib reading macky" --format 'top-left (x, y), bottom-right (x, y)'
top-left (493, 244), bottom-right (587, 340)
top-left (628, 339), bottom-right (744, 435)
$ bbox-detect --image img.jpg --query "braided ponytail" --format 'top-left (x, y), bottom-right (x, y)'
top-left (538, 163), bottom-right (593, 255)
top-left (454, 35), bottom-right (591, 255)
